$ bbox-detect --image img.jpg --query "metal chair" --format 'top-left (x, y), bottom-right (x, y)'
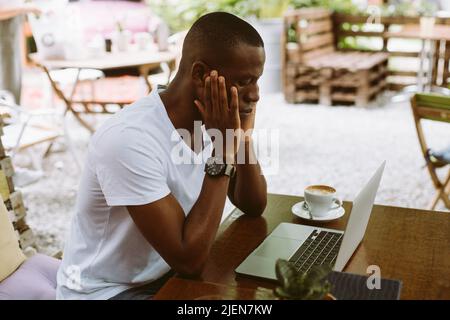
top-left (0, 90), bottom-right (81, 174)
top-left (411, 93), bottom-right (450, 210)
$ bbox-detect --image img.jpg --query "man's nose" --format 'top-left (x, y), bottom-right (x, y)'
top-left (244, 84), bottom-right (260, 103)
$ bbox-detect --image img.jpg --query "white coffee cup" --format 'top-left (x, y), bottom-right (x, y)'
top-left (304, 185), bottom-right (342, 217)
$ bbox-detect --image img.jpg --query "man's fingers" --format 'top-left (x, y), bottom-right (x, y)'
top-left (218, 76), bottom-right (229, 111)
top-left (210, 71), bottom-right (219, 114)
top-left (194, 100), bottom-right (205, 118)
top-left (230, 86), bottom-right (239, 116)
top-left (204, 76), bottom-right (211, 113)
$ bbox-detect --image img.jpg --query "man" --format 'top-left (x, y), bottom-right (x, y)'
top-left (0, 1), bottom-right (40, 103)
top-left (57, 12), bottom-right (267, 300)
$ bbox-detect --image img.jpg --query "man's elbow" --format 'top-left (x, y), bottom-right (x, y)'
top-left (173, 256), bottom-right (206, 278)
top-left (176, 266), bottom-right (203, 278)
top-left (247, 203), bottom-right (266, 217)
top-left (241, 196), bottom-right (267, 217)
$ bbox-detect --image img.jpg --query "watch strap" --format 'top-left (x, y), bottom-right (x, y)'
top-left (223, 164), bottom-right (236, 177)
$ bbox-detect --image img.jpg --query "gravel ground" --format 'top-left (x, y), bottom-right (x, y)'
top-left (14, 91), bottom-right (450, 255)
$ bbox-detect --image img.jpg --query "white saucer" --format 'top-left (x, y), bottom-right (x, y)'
top-left (291, 201), bottom-right (345, 222)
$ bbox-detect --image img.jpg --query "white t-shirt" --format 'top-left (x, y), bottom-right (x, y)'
top-left (56, 89), bottom-right (212, 300)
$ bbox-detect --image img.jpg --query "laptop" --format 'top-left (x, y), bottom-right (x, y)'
top-left (235, 161), bottom-right (386, 280)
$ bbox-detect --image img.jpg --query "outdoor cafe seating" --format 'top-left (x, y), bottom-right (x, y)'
top-left (411, 93), bottom-right (450, 210)
top-left (0, 0), bottom-right (449, 302)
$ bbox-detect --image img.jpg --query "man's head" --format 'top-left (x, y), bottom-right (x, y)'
top-left (179, 12), bottom-right (265, 114)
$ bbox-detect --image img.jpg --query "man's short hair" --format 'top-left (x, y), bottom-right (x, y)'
top-left (182, 12), bottom-right (264, 66)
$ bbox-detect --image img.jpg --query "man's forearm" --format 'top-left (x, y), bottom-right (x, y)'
top-left (181, 174), bottom-right (230, 274)
top-left (230, 139), bottom-right (267, 216)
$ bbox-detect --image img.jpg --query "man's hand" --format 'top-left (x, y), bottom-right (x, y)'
top-left (194, 70), bottom-right (241, 163)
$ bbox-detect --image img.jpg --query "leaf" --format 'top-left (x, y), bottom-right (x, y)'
top-left (274, 259), bottom-right (333, 300)
top-left (275, 259), bottom-right (297, 290)
top-left (303, 264), bottom-right (333, 288)
top-left (274, 287), bottom-right (291, 299)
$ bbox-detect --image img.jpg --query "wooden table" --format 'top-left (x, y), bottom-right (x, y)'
top-left (155, 193), bottom-right (450, 300)
top-left (386, 24), bottom-right (450, 93)
top-left (29, 50), bottom-right (177, 132)
top-left (156, 277), bottom-right (275, 300)
top-left (387, 24), bottom-right (450, 42)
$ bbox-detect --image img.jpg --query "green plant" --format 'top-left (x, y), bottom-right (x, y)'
top-left (256, 0), bottom-right (291, 19)
top-left (274, 259), bottom-right (333, 300)
top-left (290, 0), bottom-right (361, 15)
top-left (147, 0), bottom-right (372, 35)
top-left (383, 0), bottom-right (438, 17)
top-left (416, 0), bottom-right (437, 17)
top-left (148, 0), bottom-right (295, 33)
top-left (116, 21), bottom-right (124, 32)
top-left (287, 23), bottom-right (297, 43)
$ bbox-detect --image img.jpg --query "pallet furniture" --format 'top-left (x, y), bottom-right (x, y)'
top-left (411, 93), bottom-right (450, 210)
top-left (0, 104), bottom-right (61, 300)
top-left (386, 24), bottom-right (450, 94)
top-left (283, 8), bottom-right (389, 106)
top-left (0, 117), bottom-right (37, 257)
top-left (333, 13), bottom-right (450, 91)
top-left (0, 152), bottom-right (60, 299)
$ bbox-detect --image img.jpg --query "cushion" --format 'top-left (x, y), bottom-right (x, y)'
top-left (0, 253), bottom-right (60, 300)
top-left (69, 1), bottom-right (156, 42)
top-left (415, 93), bottom-right (450, 111)
top-left (0, 196), bottom-right (26, 282)
top-left (431, 145), bottom-right (450, 165)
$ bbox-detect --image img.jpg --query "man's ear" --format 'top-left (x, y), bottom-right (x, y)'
top-left (191, 61), bottom-right (209, 87)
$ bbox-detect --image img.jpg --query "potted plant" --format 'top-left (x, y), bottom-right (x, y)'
top-left (274, 259), bottom-right (336, 300)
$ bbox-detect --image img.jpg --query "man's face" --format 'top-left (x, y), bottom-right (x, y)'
top-left (201, 44), bottom-right (265, 119)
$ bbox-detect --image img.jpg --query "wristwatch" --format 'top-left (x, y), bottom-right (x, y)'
top-left (204, 156), bottom-right (236, 177)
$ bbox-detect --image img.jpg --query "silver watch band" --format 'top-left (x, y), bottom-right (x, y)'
top-left (224, 164), bottom-right (236, 177)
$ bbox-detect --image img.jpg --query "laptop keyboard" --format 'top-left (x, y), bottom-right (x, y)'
top-left (288, 229), bottom-right (343, 274)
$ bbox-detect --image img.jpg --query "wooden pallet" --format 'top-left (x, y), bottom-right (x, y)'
top-left (284, 8), bottom-right (335, 64)
top-left (285, 63), bottom-right (326, 103)
top-left (283, 8), bottom-right (389, 106)
top-left (333, 13), bottom-right (450, 90)
top-left (285, 56), bottom-right (388, 105)
top-left (0, 120), bottom-right (37, 256)
top-left (319, 59), bottom-right (388, 106)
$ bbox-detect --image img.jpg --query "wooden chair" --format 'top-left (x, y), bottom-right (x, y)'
top-left (411, 93), bottom-right (450, 210)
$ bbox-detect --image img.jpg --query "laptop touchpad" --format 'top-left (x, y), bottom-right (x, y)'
top-left (254, 236), bottom-right (301, 259)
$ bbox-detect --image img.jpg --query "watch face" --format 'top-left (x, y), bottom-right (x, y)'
top-left (206, 157), bottom-right (226, 176)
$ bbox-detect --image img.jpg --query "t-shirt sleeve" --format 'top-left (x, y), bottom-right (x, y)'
top-left (94, 127), bottom-right (171, 207)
